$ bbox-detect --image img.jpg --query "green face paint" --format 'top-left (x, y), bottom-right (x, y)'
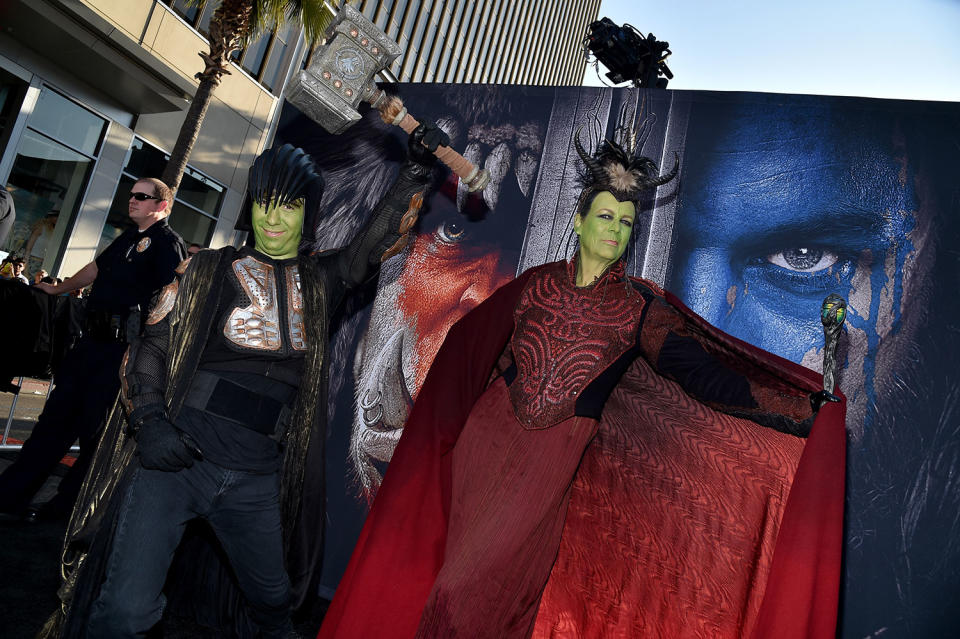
top-left (574, 191), bottom-right (636, 277)
top-left (251, 198), bottom-right (305, 259)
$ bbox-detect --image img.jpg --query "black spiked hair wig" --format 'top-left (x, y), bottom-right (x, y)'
top-left (235, 143), bottom-right (326, 245)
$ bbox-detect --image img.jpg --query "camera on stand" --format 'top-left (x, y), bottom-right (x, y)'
top-left (585, 18), bottom-right (673, 89)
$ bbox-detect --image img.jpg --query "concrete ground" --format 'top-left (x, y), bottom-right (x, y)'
top-left (0, 453), bottom-right (68, 639)
top-left (0, 377), bottom-right (54, 447)
top-left (0, 379), bottom-right (66, 638)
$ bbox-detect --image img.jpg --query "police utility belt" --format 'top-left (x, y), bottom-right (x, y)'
top-left (183, 370), bottom-right (293, 436)
top-left (84, 308), bottom-right (136, 343)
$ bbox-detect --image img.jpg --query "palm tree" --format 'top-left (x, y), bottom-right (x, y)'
top-left (161, 0), bottom-right (335, 194)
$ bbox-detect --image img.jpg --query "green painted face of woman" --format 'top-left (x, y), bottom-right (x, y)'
top-left (573, 191), bottom-right (636, 286)
top-left (251, 198), bottom-right (305, 259)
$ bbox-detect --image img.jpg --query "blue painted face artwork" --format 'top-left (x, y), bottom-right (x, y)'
top-left (669, 100), bottom-right (925, 440)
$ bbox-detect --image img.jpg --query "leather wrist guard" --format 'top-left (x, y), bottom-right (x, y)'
top-left (127, 402), bottom-right (168, 434)
top-left (377, 161), bottom-right (432, 261)
top-left (380, 192), bottom-right (424, 261)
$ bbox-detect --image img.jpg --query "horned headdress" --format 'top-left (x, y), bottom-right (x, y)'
top-left (573, 105), bottom-right (679, 215)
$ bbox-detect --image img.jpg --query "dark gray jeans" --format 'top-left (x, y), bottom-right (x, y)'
top-left (86, 461), bottom-right (292, 638)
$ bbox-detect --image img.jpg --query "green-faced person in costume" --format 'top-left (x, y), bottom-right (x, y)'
top-left (569, 130), bottom-right (678, 287)
top-left (251, 197), bottom-right (305, 259)
top-left (69, 131), bottom-right (444, 639)
top-left (573, 191), bottom-right (637, 286)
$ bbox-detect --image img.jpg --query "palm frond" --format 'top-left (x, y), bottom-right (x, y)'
top-left (250, 0), bottom-right (337, 44)
top-left (187, 0), bottom-right (337, 46)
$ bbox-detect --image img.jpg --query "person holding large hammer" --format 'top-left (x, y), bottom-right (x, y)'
top-left (40, 124), bottom-right (449, 638)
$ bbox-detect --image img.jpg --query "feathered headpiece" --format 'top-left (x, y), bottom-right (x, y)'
top-left (236, 144), bottom-right (326, 244)
top-left (573, 103), bottom-right (679, 211)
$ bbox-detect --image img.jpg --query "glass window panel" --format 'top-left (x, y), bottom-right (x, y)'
top-left (374, 3), bottom-right (391, 30)
top-left (0, 72), bottom-right (28, 154)
top-left (385, 0), bottom-right (406, 39)
top-left (302, 42), bottom-right (317, 70)
top-left (3, 129), bottom-right (94, 275)
top-left (400, 0), bottom-right (421, 40)
top-left (167, 204), bottom-right (215, 246)
top-left (242, 32), bottom-right (273, 78)
top-left (124, 138), bottom-right (168, 179)
top-left (29, 88), bottom-right (106, 156)
top-left (411, 4), bottom-right (430, 52)
top-left (360, 0), bottom-right (377, 20)
top-left (105, 138), bottom-right (224, 250)
top-left (123, 138), bottom-right (223, 216)
top-left (276, 20), bottom-right (296, 45)
top-left (196, 0), bottom-right (221, 36)
top-left (381, 20), bottom-right (395, 41)
top-left (169, 0), bottom-right (200, 24)
top-left (101, 180), bottom-right (216, 253)
top-left (450, 1), bottom-right (466, 32)
top-left (422, 15), bottom-right (439, 63)
top-left (390, 0), bottom-right (408, 20)
top-left (260, 37), bottom-right (290, 92)
top-left (98, 175), bottom-right (138, 254)
top-left (177, 169), bottom-right (224, 217)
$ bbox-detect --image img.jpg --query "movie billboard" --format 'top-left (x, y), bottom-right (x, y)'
top-left (275, 85), bottom-right (960, 636)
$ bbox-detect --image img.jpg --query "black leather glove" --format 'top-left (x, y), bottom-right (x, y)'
top-left (136, 415), bottom-right (198, 472)
top-left (809, 389), bottom-right (841, 413)
top-left (408, 121), bottom-right (450, 166)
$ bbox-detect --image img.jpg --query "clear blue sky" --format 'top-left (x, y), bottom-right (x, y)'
top-left (583, 0), bottom-right (960, 102)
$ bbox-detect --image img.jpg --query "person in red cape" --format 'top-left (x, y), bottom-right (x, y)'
top-left (319, 125), bottom-right (847, 639)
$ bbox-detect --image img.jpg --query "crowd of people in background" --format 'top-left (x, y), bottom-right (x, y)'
top-left (0, 256), bottom-right (29, 285)
top-left (0, 255), bottom-right (74, 293)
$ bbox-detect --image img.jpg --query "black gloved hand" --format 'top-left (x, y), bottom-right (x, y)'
top-left (136, 416), bottom-right (197, 472)
top-left (809, 389), bottom-right (841, 413)
top-left (408, 121), bottom-right (450, 166)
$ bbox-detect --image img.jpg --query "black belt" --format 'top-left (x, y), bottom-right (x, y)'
top-left (84, 310), bottom-right (132, 343)
top-left (183, 371), bottom-right (293, 435)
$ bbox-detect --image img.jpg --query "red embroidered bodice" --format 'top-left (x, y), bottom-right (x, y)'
top-left (508, 259), bottom-right (647, 429)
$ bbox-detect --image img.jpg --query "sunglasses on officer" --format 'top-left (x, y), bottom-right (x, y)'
top-left (129, 191), bottom-right (161, 201)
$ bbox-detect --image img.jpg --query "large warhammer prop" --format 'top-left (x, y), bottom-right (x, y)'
top-left (285, 3), bottom-right (489, 192)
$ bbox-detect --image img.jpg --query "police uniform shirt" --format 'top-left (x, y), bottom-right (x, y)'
top-left (88, 218), bottom-right (185, 315)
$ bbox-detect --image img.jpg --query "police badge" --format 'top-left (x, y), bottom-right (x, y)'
top-left (136, 237), bottom-right (151, 252)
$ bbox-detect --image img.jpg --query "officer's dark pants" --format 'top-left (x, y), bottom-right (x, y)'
top-left (0, 337), bottom-right (126, 513)
top-left (86, 462), bottom-right (292, 638)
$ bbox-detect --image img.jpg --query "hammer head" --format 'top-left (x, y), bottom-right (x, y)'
top-left (285, 3), bottom-right (402, 134)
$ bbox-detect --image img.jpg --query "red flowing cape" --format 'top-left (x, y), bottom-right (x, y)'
top-left (319, 265), bottom-right (846, 638)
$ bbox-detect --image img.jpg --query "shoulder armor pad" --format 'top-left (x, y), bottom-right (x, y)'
top-left (175, 256), bottom-right (192, 275)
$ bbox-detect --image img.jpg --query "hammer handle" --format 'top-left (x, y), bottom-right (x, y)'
top-left (394, 113), bottom-right (478, 182)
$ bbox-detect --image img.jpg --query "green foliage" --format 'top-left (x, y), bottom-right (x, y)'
top-left (184, 0), bottom-right (336, 45)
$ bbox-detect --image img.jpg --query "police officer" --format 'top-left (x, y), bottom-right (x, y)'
top-left (0, 177), bottom-right (185, 521)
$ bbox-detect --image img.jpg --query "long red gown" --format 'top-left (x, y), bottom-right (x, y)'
top-left (319, 259), bottom-right (846, 639)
